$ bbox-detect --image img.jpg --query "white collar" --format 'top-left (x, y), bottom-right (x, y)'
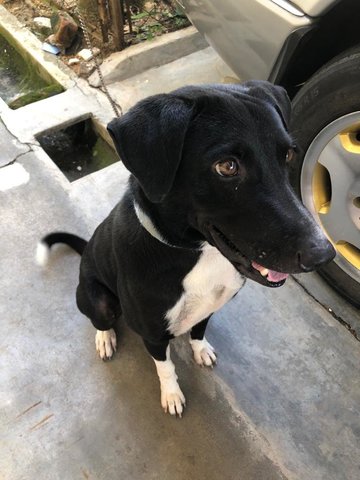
top-left (133, 202), bottom-right (203, 251)
top-left (133, 202), bottom-right (171, 246)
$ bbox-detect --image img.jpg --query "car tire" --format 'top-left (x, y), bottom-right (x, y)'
top-left (289, 47), bottom-right (360, 307)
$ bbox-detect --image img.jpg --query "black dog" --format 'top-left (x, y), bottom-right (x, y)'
top-left (37, 81), bottom-right (335, 417)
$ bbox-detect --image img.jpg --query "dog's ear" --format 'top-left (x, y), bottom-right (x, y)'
top-left (242, 80), bottom-right (291, 129)
top-left (107, 94), bottom-right (193, 203)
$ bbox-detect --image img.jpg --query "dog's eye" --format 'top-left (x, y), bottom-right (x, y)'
top-left (286, 148), bottom-right (295, 163)
top-left (215, 159), bottom-right (239, 177)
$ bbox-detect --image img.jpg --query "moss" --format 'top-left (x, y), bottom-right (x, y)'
top-left (90, 136), bottom-right (119, 170)
top-left (0, 33), bottom-right (63, 108)
top-left (8, 84), bottom-right (63, 109)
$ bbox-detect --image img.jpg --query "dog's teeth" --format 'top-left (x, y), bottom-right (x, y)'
top-left (260, 268), bottom-right (269, 277)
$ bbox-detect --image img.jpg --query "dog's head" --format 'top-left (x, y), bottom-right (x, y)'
top-left (107, 81), bottom-right (335, 287)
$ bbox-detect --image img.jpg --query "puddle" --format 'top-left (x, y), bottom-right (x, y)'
top-left (0, 34), bottom-right (62, 108)
top-left (37, 119), bottom-right (119, 181)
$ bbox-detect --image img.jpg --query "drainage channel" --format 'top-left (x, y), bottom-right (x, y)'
top-left (0, 33), bottom-right (63, 109)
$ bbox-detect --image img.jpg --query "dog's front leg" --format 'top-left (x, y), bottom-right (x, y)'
top-left (190, 317), bottom-right (217, 367)
top-left (144, 339), bottom-right (186, 417)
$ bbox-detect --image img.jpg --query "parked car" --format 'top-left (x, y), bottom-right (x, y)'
top-left (178, 0), bottom-right (360, 306)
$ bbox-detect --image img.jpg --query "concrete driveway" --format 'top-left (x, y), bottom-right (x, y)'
top-left (1, 33), bottom-right (360, 480)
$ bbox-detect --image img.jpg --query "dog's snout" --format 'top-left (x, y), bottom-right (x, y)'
top-left (297, 239), bottom-right (336, 272)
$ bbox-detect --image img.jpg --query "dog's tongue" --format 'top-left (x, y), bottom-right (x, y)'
top-left (267, 270), bottom-right (289, 282)
top-left (251, 261), bottom-right (289, 283)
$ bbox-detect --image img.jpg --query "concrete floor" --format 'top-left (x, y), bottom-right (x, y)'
top-left (1, 37), bottom-right (360, 480)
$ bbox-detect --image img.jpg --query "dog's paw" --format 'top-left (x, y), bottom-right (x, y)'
top-left (95, 329), bottom-right (117, 360)
top-left (190, 337), bottom-right (217, 367)
top-left (160, 385), bottom-right (186, 417)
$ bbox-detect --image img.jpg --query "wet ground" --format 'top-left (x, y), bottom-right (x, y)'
top-left (0, 35), bottom-right (29, 103)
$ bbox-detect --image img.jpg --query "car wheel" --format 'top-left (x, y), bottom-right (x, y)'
top-left (290, 47), bottom-right (360, 307)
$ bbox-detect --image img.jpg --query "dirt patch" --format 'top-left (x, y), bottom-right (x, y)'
top-left (0, 0), bottom-right (190, 79)
top-left (0, 0), bottom-right (53, 25)
top-left (0, 1), bottom-right (190, 59)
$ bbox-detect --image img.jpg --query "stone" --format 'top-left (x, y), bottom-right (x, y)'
top-left (33, 17), bottom-right (52, 36)
top-left (68, 57), bottom-right (80, 66)
top-left (47, 11), bottom-right (78, 50)
top-left (78, 61), bottom-right (96, 78)
top-left (77, 48), bottom-right (92, 61)
top-left (77, 47), bottom-right (101, 61)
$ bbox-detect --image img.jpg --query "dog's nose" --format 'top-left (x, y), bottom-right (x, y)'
top-left (298, 239), bottom-right (336, 272)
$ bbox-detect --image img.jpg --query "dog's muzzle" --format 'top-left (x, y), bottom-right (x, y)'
top-left (206, 225), bottom-right (288, 287)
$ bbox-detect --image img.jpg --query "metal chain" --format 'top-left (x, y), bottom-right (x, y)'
top-left (75, 3), bottom-right (123, 117)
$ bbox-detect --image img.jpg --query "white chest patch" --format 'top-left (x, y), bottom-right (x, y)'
top-left (166, 243), bottom-right (245, 336)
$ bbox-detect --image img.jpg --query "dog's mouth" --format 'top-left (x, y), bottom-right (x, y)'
top-left (207, 225), bottom-right (289, 288)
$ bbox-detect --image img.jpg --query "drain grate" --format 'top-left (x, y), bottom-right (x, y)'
top-left (37, 119), bottom-right (119, 181)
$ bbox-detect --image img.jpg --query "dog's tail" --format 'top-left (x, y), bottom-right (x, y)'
top-left (36, 232), bottom-right (88, 267)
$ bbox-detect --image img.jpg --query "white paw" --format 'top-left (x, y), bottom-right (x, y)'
top-left (160, 385), bottom-right (186, 417)
top-left (95, 329), bottom-right (117, 360)
top-left (190, 337), bottom-right (217, 367)
top-left (153, 346), bottom-right (186, 417)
